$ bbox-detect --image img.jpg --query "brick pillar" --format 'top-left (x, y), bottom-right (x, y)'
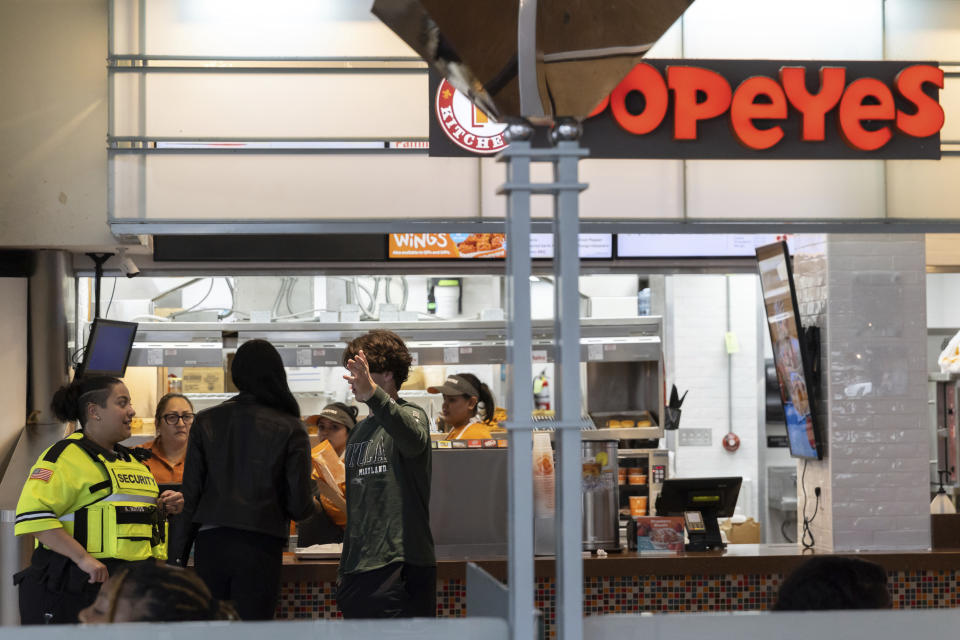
top-left (792, 234), bottom-right (929, 552)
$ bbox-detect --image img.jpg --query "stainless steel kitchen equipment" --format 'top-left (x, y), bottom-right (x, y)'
top-left (581, 439), bottom-right (619, 552)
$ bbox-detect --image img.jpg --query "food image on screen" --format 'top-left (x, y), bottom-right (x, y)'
top-left (756, 242), bottom-right (821, 460)
top-left (457, 233), bottom-right (504, 256)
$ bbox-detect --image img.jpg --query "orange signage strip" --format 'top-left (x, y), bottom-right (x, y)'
top-left (388, 233), bottom-right (506, 259)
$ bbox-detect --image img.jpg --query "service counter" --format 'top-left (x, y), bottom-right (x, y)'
top-left (276, 544), bottom-right (960, 635)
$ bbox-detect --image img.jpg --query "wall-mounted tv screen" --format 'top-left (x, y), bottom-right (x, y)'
top-left (76, 319), bottom-right (138, 378)
top-left (755, 242), bottom-right (823, 460)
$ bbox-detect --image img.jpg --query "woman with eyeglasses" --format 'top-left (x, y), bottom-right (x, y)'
top-left (137, 393), bottom-right (195, 483)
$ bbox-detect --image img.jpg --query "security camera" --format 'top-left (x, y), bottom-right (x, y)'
top-left (118, 255), bottom-right (140, 278)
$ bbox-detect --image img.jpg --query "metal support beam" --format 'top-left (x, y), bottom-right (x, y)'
top-left (500, 120), bottom-right (589, 640)
top-left (500, 123), bottom-right (536, 640)
top-left (551, 123), bottom-right (588, 640)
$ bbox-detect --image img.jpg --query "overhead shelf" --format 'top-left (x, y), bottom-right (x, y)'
top-left (127, 318), bottom-right (663, 368)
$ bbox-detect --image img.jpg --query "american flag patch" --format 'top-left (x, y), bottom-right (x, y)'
top-left (28, 468), bottom-right (53, 483)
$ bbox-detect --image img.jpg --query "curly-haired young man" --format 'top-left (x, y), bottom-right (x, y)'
top-left (336, 330), bottom-right (435, 618)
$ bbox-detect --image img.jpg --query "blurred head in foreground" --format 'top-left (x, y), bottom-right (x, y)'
top-left (773, 556), bottom-right (891, 611)
top-left (79, 562), bottom-right (238, 623)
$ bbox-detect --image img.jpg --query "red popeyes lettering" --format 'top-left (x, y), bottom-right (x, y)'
top-left (780, 66), bottom-right (846, 141)
top-left (838, 77), bottom-right (896, 151)
top-left (667, 66), bottom-right (732, 140)
top-left (730, 76), bottom-right (788, 150)
top-left (442, 63), bottom-right (943, 154)
top-left (895, 64), bottom-right (945, 138)
top-left (609, 63), bottom-right (669, 134)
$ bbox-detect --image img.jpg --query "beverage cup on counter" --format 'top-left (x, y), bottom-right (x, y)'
top-left (629, 495), bottom-right (647, 517)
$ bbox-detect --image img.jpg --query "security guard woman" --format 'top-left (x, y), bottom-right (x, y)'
top-left (13, 376), bottom-right (184, 625)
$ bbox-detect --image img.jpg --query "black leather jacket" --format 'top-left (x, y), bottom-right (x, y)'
top-left (177, 393), bottom-right (316, 557)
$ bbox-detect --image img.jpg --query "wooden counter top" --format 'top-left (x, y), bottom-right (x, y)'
top-left (281, 544), bottom-right (960, 583)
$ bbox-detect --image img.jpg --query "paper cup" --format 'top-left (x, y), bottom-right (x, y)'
top-left (628, 472), bottom-right (648, 486)
top-left (629, 495), bottom-right (648, 517)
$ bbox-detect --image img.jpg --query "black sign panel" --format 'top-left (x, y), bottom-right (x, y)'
top-left (428, 59), bottom-right (942, 160)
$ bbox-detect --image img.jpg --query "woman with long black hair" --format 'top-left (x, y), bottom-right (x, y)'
top-left (178, 339), bottom-right (317, 620)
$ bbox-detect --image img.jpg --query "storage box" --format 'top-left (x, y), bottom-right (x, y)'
top-left (182, 367), bottom-right (225, 394)
top-left (720, 517), bottom-right (762, 544)
top-left (635, 516), bottom-right (684, 553)
top-left (932, 513), bottom-right (960, 549)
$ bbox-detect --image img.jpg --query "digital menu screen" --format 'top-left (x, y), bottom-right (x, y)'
top-left (617, 234), bottom-right (796, 258)
top-left (388, 233), bottom-right (505, 259)
top-left (530, 234), bottom-right (613, 259)
top-left (756, 242), bottom-right (821, 460)
top-left (388, 233), bottom-right (612, 259)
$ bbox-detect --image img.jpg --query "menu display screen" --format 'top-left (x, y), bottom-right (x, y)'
top-left (388, 233), bottom-right (505, 259)
top-left (388, 233), bottom-right (612, 259)
top-left (530, 234), bottom-right (613, 259)
top-left (756, 242), bottom-right (822, 460)
top-left (617, 234), bottom-right (796, 258)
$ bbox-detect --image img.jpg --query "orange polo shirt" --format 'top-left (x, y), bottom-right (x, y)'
top-left (445, 422), bottom-right (493, 441)
top-left (138, 439), bottom-right (185, 484)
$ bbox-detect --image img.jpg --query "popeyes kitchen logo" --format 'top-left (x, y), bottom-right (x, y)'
top-left (434, 79), bottom-right (509, 154)
top-left (429, 60), bottom-right (944, 160)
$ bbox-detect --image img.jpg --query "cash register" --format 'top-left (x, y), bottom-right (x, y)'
top-left (655, 477), bottom-right (742, 551)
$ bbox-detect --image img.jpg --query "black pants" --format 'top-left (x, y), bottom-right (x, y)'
top-left (337, 562), bottom-right (436, 619)
top-left (194, 527), bottom-right (285, 621)
top-left (15, 549), bottom-right (137, 625)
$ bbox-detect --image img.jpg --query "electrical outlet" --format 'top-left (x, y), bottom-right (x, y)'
top-left (678, 428), bottom-right (712, 446)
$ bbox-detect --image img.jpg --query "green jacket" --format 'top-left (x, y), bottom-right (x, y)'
top-left (339, 387), bottom-right (435, 576)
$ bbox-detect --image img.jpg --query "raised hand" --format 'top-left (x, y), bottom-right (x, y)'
top-left (343, 349), bottom-right (377, 402)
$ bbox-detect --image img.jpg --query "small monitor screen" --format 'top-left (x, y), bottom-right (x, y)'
top-left (755, 242), bottom-right (822, 460)
top-left (656, 477), bottom-right (742, 517)
top-left (78, 319), bottom-right (138, 378)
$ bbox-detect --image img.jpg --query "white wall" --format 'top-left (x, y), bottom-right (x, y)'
top-left (666, 274), bottom-right (761, 520)
top-left (0, 0), bottom-right (114, 250)
top-left (926, 273), bottom-right (960, 328)
top-left (0, 279), bottom-right (27, 473)
top-left (4, 1), bottom-right (960, 247)
top-left (794, 235), bottom-right (930, 552)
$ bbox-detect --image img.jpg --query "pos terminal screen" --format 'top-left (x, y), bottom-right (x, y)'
top-left (79, 319), bottom-right (138, 378)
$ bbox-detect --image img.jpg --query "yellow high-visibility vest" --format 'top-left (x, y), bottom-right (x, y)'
top-left (15, 433), bottom-right (167, 561)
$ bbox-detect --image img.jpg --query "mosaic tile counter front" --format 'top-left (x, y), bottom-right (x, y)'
top-left (275, 569), bottom-right (960, 637)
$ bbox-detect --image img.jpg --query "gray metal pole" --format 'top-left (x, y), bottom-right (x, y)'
top-left (551, 122), bottom-right (587, 640)
top-left (500, 122), bottom-right (536, 640)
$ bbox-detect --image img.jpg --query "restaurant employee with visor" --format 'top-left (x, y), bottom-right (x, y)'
top-left (427, 373), bottom-right (495, 441)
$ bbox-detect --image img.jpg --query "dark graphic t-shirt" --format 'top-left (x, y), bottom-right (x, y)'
top-left (339, 388), bottom-right (435, 576)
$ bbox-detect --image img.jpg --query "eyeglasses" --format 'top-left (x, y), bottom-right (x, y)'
top-left (161, 412), bottom-right (195, 426)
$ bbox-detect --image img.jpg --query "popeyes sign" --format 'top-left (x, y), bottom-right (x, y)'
top-left (428, 59), bottom-right (944, 159)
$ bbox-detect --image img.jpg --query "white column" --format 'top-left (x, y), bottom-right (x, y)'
top-left (793, 234), bottom-right (930, 551)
